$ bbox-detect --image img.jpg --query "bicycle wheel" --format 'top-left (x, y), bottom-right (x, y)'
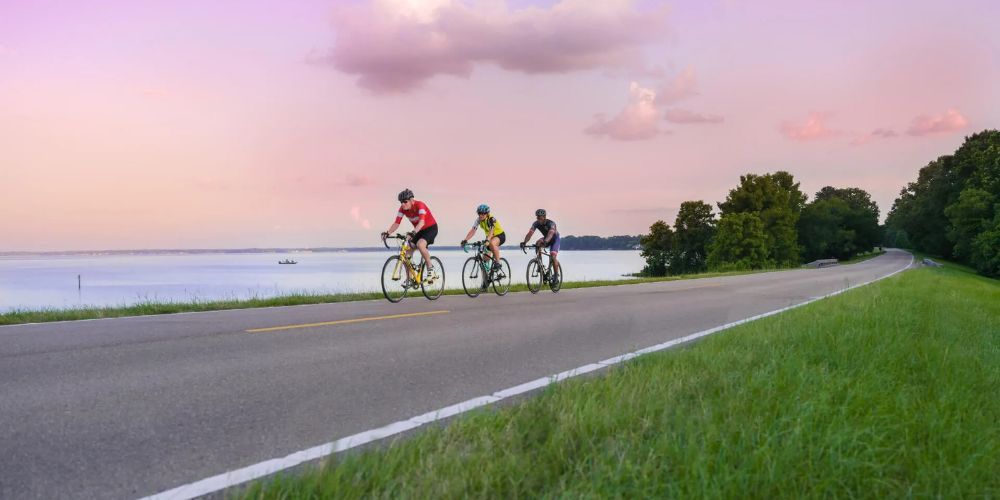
top-left (420, 256), bottom-right (445, 300)
top-left (462, 257), bottom-right (483, 297)
top-left (491, 258), bottom-right (511, 296)
top-left (549, 260), bottom-right (563, 293)
top-left (526, 258), bottom-right (543, 294)
top-left (381, 255), bottom-right (409, 303)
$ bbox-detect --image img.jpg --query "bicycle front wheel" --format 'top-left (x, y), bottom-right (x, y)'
top-left (420, 256), bottom-right (445, 300)
top-left (492, 258), bottom-right (511, 296)
top-left (549, 261), bottom-right (563, 293)
top-left (461, 257), bottom-right (483, 297)
top-left (381, 255), bottom-right (409, 303)
top-left (526, 258), bottom-right (543, 294)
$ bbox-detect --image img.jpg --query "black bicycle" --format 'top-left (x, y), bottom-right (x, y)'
top-left (461, 240), bottom-right (511, 297)
top-left (521, 243), bottom-right (562, 293)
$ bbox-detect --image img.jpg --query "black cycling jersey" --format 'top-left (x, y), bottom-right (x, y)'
top-left (531, 219), bottom-right (558, 238)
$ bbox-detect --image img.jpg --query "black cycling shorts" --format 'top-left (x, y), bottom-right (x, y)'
top-left (492, 232), bottom-right (506, 246)
top-left (413, 224), bottom-right (438, 245)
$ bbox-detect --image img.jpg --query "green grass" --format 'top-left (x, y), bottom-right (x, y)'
top-left (0, 267), bottom-right (794, 326)
top-left (240, 262), bottom-right (1000, 498)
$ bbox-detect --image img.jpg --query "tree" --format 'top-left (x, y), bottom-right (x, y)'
top-left (707, 212), bottom-right (770, 270)
top-left (640, 220), bottom-right (674, 276)
top-left (717, 171), bottom-right (805, 267)
top-left (669, 201), bottom-right (716, 274)
top-left (970, 212), bottom-right (1000, 277)
top-left (886, 129), bottom-right (1000, 277)
top-left (799, 186), bottom-right (881, 261)
top-left (799, 197), bottom-right (856, 261)
top-left (944, 188), bottom-right (996, 261)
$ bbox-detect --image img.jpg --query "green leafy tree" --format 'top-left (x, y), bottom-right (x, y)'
top-left (799, 186), bottom-right (881, 261)
top-left (944, 188), bottom-right (996, 261)
top-left (970, 212), bottom-right (1000, 277)
top-left (707, 212), bottom-right (770, 270)
top-left (717, 171), bottom-right (805, 267)
top-left (640, 220), bottom-right (674, 276)
top-left (669, 201), bottom-right (716, 274)
top-left (886, 129), bottom-right (1000, 277)
top-left (799, 197), bottom-right (857, 261)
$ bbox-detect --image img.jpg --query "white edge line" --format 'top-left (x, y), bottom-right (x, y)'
top-left (140, 253), bottom-right (914, 500)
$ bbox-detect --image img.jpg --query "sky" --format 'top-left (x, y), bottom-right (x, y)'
top-left (1, 0), bottom-right (998, 251)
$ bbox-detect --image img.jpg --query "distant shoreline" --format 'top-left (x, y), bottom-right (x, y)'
top-left (0, 245), bottom-right (642, 258)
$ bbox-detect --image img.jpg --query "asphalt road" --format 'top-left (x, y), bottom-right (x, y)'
top-left (0, 249), bottom-right (912, 499)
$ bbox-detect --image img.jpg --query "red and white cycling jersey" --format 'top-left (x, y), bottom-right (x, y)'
top-left (394, 200), bottom-right (437, 228)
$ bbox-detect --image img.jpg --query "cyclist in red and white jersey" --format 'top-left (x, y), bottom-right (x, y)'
top-left (381, 189), bottom-right (438, 281)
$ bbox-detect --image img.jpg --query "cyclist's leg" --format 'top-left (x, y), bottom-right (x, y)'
top-left (414, 224), bottom-right (436, 270)
top-left (489, 233), bottom-right (504, 263)
top-left (549, 234), bottom-right (562, 276)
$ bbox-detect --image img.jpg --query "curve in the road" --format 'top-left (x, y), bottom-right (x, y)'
top-left (142, 252), bottom-right (913, 500)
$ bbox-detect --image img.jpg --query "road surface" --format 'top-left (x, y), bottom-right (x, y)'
top-left (0, 250), bottom-right (912, 499)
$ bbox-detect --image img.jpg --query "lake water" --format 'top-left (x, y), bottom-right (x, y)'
top-left (0, 250), bottom-right (645, 312)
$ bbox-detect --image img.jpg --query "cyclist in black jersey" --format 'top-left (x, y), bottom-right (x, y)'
top-left (520, 208), bottom-right (561, 278)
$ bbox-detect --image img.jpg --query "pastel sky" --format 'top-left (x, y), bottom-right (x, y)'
top-left (2, 0), bottom-right (998, 251)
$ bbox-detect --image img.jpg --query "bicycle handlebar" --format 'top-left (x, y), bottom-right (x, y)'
top-left (381, 233), bottom-right (413, 249)
top-left (521, 243), bottom-right (547, 254)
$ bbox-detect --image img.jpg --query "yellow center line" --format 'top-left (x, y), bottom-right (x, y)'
top-left (246, 310), bottom-right (450, 333)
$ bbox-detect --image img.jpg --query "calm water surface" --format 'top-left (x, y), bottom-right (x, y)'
top-left (0, 250), bottom-right (644, 312)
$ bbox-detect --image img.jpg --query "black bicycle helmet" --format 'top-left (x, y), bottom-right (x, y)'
top-left (398, 188), bottom-right (414, 202)
top-left (535, 208), bottom-right (547, 217)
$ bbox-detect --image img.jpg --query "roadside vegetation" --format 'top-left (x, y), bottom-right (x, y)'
top-left (884, 129), bottom-right (1000, 278)
top-left (241, 261), bottom-right (999, 498)
top-left (640, 174), bottom-right (884, 276)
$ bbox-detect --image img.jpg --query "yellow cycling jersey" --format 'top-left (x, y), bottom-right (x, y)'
top-left (473, 216), bottom-right (504, 236)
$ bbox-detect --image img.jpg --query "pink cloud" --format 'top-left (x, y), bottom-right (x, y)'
top-left (906, 109), bottom-right (968, 136)
top-left (321, 0), bottom-right (669, 93)
top-left (851, 128), bottom-right (899, 145)
top-left (664, 108), bottom-right (724, 124)
top-left (586, 81), bottom-right (662, 141)
top-left (349, 206), bottom-right (372, 230)
top-left (655, 67), bottom-right (698, 105)
top-left (779, 112), bottom-right (840, 141)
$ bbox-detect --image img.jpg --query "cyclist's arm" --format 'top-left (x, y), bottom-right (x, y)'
top-left (463, 226), bottom-right (477, 243)
top-left (522, 228), bottom-right (535, 245)
top-left (412, 219), bottom-right (425, 234)
top-left (387, 210), bottom-right (404, 235)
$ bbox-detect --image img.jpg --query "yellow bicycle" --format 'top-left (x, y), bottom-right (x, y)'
top-left (380, 233), bottom-right (445, 303)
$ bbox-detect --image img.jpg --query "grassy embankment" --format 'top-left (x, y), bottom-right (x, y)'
top-left (241, 259), bottom-right (998, 498)
top-left (0, 250), bottom-right (886, 326)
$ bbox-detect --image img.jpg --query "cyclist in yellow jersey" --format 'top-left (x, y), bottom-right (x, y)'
top-left (461, 204), bottom-right (505, 268)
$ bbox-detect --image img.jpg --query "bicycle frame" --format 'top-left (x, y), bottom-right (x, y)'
top-left (465, 241), bottom-right (493, 279)
top-left (524, 244), bottom-right (554, 277)
top-left (386, 234), bottom-right (424, 285)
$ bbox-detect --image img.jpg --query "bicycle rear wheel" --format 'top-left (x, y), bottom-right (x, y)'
top-left (462, 257), bottom-right (484, 297)
top-left (420, 256), bottom-right (445, 300)
top-left (526, 258), bottom-right (543, 294)
top-left (381, 255), bottom-right (409, 303)
top-left (549, 261), bottom-right (563, 293)
top-left (491, 258), bottom-right (511, 296)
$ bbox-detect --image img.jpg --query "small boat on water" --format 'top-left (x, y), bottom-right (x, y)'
top-left (278, 259), bottom-right (298, 265)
